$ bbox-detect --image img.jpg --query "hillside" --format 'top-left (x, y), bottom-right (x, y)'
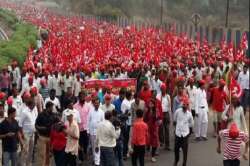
top-left (53, 0), bottom-right (249, 29)
top-left (0, 8), bottom-right (38, 68)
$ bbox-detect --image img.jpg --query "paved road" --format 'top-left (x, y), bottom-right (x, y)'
top-left (56, 112), bottom-right (249, 166)
top-left (122, 112), bottom-right (249, 166)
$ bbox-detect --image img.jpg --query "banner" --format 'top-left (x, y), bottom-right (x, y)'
top-left (82, 78), bottom-right (137, 94)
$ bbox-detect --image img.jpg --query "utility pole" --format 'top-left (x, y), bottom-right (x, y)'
top-left (225, 0), bottom-right (230, 28)
top-left (160, 0), bottom-right (163, 25)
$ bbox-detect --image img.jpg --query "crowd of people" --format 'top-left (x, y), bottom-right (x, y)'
top-left (0, 1), bottom-right (249, 166)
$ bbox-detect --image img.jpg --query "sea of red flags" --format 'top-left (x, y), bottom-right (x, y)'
top-left (0, 0), bottom-right (249, 74)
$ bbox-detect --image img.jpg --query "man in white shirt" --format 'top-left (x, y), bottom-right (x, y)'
top-left (11, 62), bottom-right (21, 90)
top-left (19, 98), bottom-right (38, 166)
top-left (62, 99), bottom-right (81, 124)
top-left (100, 94), bottom-right (115, 113)
top-left (237, 65), bottom-right (250, 113)
top-left (51, 71), bottom-right (63, 97)
top-left (185, 78), bottom-right (197, 117)
top-left (195, 80), bottom-right (209, 141)
top-left (63, 72), bottom-right (73, 93)
top-left (10, 84), bottom-right (23, 121)
top-left (20, 76), bottom-right (35, 96)
top-left (149, 74), bottom-right (162, 95)
top-left (173, 97), bottom-right (194, 166)
top-left (96, 111), bottom-right (120, 166)
top-left (88, 97), bottom-right (104, 166)
top-left (157, 83), bottom-right (171, 150)
top-left (73, 74), bottom-right (82, 98)
top-left (121, 91), bottom-right (134, 158)
top-left (44, 89), bottom-right (61, 113)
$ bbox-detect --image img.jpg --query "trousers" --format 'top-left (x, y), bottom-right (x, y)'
top-left (65, 153), bottom-right (77, 166)
top-left (174, 135), bottom-right (189, 166)
top-left (3, 152), bottom-right (17, 166)
top-left (100, 147), bottom-right (116, 166)
top-left (78, 130), bottom-right (89, 161)
top-left (131, 145), bottom-right (145, 166)
top-left (195, 109), bottom-right (208, 138)
top-left (20, 132), bottom-right (34, 166)
top-left (35, 135), bottom-right (50, 166)
top-left (159, 112), bottom-right (170, 148)
top-left (90, 135), bottom-right (100, 165)
top-left (223, 159), bottom-right (240, 166)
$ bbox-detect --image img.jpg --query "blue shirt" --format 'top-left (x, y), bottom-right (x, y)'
top-left (173, 96), bottom-right (182, 113)
top-left (113, 98), bottom-right (123, 114)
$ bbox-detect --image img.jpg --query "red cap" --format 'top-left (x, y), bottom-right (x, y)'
top-left (160, 83), bottom-right (167, 90)
top-left (106, 85), bottom-right (112, 90)
top-left (104, 94), bottom-right (112, 100)
top-left (177, 76), bottom-right (185, 82)
top-left (181, 96), bottom-right (189, 105)
top-left (30, 86), bottom-right (38, 95)
top-left (229, 123), bottom-right (239, 139)
top-left (40, 79), bottom-right (47, 86)
top-left (219, 79), bottom-right (226, 86)
top-left (7, 96), bottom-right (13, 105)
top-left (189, 77), bottom-right (194, 83)
top-left (199, 79), bottom-right (206, 85)
top-left (28, 76), bottom-right (33, 82)
top-left (180, 63), bottom-right (184, 69)
top-left (23, 91), bottom-right (31, 99)
top-left (219, 62), bottom-right (224, 68)
top-left (0, 92), bottom-right (6, 100)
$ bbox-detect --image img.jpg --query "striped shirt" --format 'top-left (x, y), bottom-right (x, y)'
top-left (219, 129), bottom-right (248, 160)
top-left (39, 87), bottom-right (50, 100)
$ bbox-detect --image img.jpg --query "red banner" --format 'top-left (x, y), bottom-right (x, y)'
top-left (82, 79), bottom-right (137, 94)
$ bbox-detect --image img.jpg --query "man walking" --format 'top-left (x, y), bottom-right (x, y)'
top-left (131, 109), bottom-right (148, 166)
top-left (195, 80), bottom-right (209, 141)
top-left (96, 111), bottom-right (121, 166)
top-left (35, 102), bottom-right (58, 166)
top-left (73, 91), bottom-right (90, 161)
top-left (210, 79), bottom-right (228, 135)
top-left (173, 97), bottom-right (194, 166)
top-left (19, 98), bottom-right (38, 166)
top-left (0, 107), bottom-right (24, 166)
top-left (88, 97), bottom-right (104, 166)
top-left (157, 83), bottom-right (171, 150)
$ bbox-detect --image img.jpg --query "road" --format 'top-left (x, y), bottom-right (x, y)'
top-left (122, 112), bottom-right (249, 166)
top-left (57, 112), bottom-right (249, 166)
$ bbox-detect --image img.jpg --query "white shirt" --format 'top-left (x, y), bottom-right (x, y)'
top-left (100, 103), bottom-right (115, 113)
top-left (121, 99), bottom-right (134, 126)
top-left (12, 95), bottom-right (23, 121)
top-left (88, 108), bottom-right (104, 135)
top-left (150, 78), bottom-right (162, 94)
top-left (54, 76), bottom-right (63, 96)
top-left (156, 93), bottom-right (171, 113)
top-left (195, 68), bottom-right (203, 81)
top-left (12, 67), bottom-right (21, 89)
top-left (63, 76), bottom-right (73, 91)
top-left (34, 77), bottom-right (41, 90)
top-left (73, 79), bottom-right (82, 97)
top-left (47, 75), bottom-right (54, 90)
top-left (222, 105), bottom-right (248, 133)
top-left (65, 120), bottom-right (79, 155)
top-left (186, 85), bottom-right (197, 110)
top-left (19, 106), bottom-right (38, 134)
top-left (195, 88), bottom-right (208, 114)
top-left (62, 108), bottom-right (81, 124)
top-left (237, 71), bottom-right (249, 90)
top-left (44, 97), bottom-right (61, 112)
top-left (174, 108), bottom-right (194, 137)
top-left (96, 120), bottom-right (121, 148)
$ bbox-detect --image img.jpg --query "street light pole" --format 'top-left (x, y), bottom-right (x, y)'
top-left (225, 0), bottom-right (230, 28)
top-left (160, 0), bottom-right (163, 25)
